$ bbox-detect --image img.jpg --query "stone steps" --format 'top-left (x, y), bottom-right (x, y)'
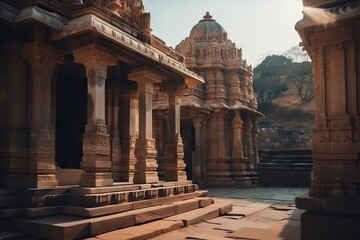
top-left (85, 201), bottom-right (233, 240)
top-left (12, 195), bottom-right (231, 240)
top-left (257, 149), bottom-right (313, 187)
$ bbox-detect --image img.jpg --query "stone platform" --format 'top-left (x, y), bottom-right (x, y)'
top-left (0, 182), bottom-right (234, 240)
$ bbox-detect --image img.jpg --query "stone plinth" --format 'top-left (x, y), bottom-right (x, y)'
top-left (134, 138), bottom-right (159, 183)
top-left (163, 134), bottom-right (187, 182)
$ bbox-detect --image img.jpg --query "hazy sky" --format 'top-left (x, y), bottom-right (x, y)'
top-left (142, 0), bottom-right (304, 67)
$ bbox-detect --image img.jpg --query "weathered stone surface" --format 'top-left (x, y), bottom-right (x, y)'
top-left (172, 198), bottom-right (200, 214)
top-left (134, 205), bottom-right (176, 224)
top-left (13, 215), bottom-right (89, 240)
top-left (88, 212), bottom-right (135, 236)
top-left (24, 206), bottom-right (62, 218)
top-left (199, 197), bottom-right (214, 207)
top-left (165, 207), bottom-right (219, 226)
top-left (62, 203), bottom-right (133, 217)
top-left (206, 202), bottom-right (233, 215)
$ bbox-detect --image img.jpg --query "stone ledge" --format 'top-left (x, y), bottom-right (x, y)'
top-left (66, 183), bottom-right (198, 207)
top-left (93, 220), bottom-right (184, 240)
top-left (296, 192), bottom-right (360, 215)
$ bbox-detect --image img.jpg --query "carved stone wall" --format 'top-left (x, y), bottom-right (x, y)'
top-left (295, 1), bottom-right (360, 239)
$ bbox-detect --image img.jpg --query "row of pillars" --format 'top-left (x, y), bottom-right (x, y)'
top-left (2, 41), bottom-right (186, 188)
top-left (190, 110), bottom-right (259, 185)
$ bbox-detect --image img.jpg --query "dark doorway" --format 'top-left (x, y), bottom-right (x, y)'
top-left (55, 63), bottom-right (87, 168)
top-left (181, 120), bottom-right (195, 179)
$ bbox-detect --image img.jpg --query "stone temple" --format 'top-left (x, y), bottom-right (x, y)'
top-left (0, 0), bottom-right (258, 239)
top-left (1, 0), bottom-right (359, 239)
top-left (154, 12), bottom-right (262, 187)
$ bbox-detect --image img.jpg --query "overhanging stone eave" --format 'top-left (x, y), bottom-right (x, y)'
top-left (56, 13), bottom-right (204, 86)
top-left (229, 104), bottom-right (264, 117)
top-left (0, 3), bottom-right (205, 86)
top-left (1, 3), bottom-right (68, 31)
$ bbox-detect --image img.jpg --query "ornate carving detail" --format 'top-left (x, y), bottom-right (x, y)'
top-left (29, 129), bottom-right (55, 148)
top-left (83, 133), bottom-right (110, 145)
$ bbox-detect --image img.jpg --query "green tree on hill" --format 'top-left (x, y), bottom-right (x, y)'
top-left (253, 46), bottom-right (314, 107)
top-left (253, 55), bottom-right (289, 106)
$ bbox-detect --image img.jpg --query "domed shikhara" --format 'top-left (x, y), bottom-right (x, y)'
top-left (190, 12), bottom-right (228, 42)
top-left (175, 11), bottom-right (258, 112)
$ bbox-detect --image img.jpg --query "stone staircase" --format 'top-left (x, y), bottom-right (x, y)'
top-left (257, 149), bottom-right (313, 187)
top-left (0, 182), bottom-right (232, 240)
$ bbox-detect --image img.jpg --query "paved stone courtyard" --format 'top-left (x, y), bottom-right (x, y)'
top-left (151, 187), bottom-right (307, 240)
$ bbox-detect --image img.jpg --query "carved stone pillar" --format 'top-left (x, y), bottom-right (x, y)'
top-left (192, 117), bottom-right (202, 184)
top-left (228, 70), bottom-right (242, 104)
top-left (295, 2), bottom-right (360, 239)
top-left (206, 71), bottom-right (216, 100)
top-left (243, 116), bottom-right (254, 167)
top-left (128, 67), bottom-right (160, 183)
top-left (23, 41), bottom-right (64, 188)
top-left (120, 92), bottom-right (138, 182)
top-left (208, 113), bottom-right (217, 158)
top-left (231, 110), bottom-right (244, 159)
top-left (0, 40), bottom-right (27, 188)
top-left (251, 116), bottom-right (259, 169)
top-left (216, 109), bottom-right (227, 158)
top-left (73, 44), bottom-right (117, 187)
top-left (107, 89), bottom-right (121, 182)
top-left (215, 70), bottom-right (226, 101)
top-left (163, 88), bottom-right (187, 182)
top-left (200, 118), bottom-right (207, 185)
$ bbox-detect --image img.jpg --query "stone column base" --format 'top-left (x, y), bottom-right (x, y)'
top-left (80, 121), bottom-right (114, 187)
top-left (163, 142), bottom-right (187, 182)
top-left (79, 172), bottom-right (113, 187)
top-left (28, 174), bottom-right (58, 188)
top-left (120, 137), bottom-right (137, 182)
top-left (28, 129), bottom-right (57, 188)
top-left (134, 138), bottom-right (159, 184)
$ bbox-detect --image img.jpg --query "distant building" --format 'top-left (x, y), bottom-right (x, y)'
top-left (153, 12), bottom-right (262, 187)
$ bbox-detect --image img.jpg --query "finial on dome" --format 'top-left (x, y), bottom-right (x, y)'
top-left (203, 11), bottom-right (212, 19)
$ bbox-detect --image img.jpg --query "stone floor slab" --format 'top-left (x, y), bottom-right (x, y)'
top-left (165, 207), bottom-right (219, 226)
top-left (223, 219), bottom-right (270, 231)
top-left (184, 233), bottom-right (228, 240)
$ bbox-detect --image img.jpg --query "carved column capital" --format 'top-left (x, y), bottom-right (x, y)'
top-left (23, 41), bottom-right (64, 68)
top-left (128, 66), bottom-right (163, 84)
top-left (73, 44), bottom-right (118, 72)
top-left (192, 117), bottom-right (203, 129)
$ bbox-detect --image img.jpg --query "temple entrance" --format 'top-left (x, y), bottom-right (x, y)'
top-left (55, 63), bottom-right (87, 168)
top-left (180, 120), bottom-right (195, 179)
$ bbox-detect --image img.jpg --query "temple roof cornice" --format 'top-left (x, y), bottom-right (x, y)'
top-left (0, 2), bottom-right (204, 86)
